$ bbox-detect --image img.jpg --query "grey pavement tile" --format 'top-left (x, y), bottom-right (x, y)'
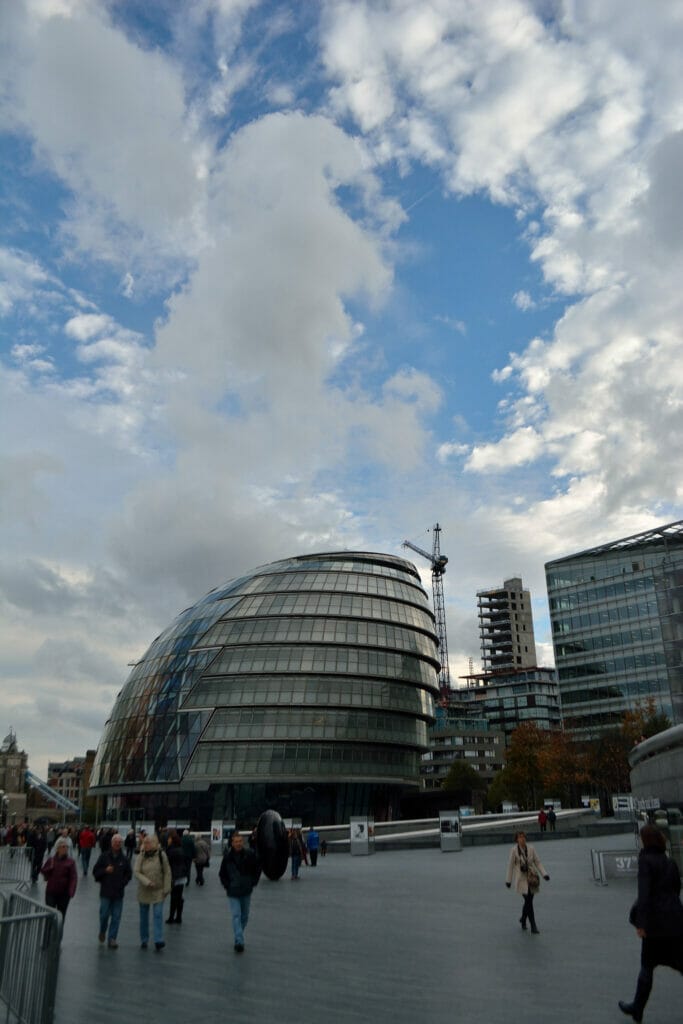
top-left (46, 835), bottom-right (682, 1024)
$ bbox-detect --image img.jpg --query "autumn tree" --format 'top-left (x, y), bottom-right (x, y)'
top-left (441, 760), bottom-right (485, 807)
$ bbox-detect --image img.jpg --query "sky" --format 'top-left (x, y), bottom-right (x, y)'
top-left (2, 0), bottom-right (683, 780)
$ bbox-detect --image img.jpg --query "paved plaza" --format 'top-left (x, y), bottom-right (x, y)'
top-left (49, 833), bottom-right (681, 1024)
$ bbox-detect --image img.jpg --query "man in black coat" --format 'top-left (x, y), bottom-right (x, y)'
top-left (92, 832), bottom-right (133, 949)
top-left (219, 831), bottom-right (261, 952)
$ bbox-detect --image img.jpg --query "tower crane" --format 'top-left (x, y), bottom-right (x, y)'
top-left (402, 523), bottom-right (451, 701)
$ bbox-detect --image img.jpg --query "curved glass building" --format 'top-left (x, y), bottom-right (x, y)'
top-left (90, 551), bottom-right (439, 826)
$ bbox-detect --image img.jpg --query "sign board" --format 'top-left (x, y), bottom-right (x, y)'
top-left (439, 811), bottom-right (462, 852)
top-left (349, 817), bottom-right (375, 856)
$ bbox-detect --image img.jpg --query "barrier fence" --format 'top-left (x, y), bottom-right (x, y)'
top-left (0, 847), bottom-right (33, 890)
top-left (0, 890), bottom-right (61, 1024)
top-left (591, 847), bottom-right (639, 885)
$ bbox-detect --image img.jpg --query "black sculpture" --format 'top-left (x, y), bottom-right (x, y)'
top-left (255, 809), bottom-right (289, 880)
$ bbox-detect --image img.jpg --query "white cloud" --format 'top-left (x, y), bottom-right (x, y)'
top-left (466, 426), bottom-right (545, 473)
top-left (2, 1), bottom-right (207, 282)
top-left (513, 289), bottom-right (534, 310)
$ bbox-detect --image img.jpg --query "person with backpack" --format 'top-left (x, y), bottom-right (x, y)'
top-left (134, 832), bottom-right (172, 951)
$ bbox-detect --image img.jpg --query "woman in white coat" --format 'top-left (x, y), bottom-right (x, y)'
top-left (505, 830), bottom-right (549, 934)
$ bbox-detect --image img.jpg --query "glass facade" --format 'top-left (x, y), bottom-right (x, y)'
top-left (90, 551), bottom-right (439, 825)
top-left (453, 668), bottom-right (562, 737)
top-left (545, 521), bottom-right (683, 738)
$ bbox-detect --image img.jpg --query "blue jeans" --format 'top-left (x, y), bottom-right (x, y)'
top-left (139, 902), bottom-right (164, 945)
top-left (228, 894), bottom-right (251, 946)
top-left (291, 853), bottom-right (301, 878)
top-left (81, 848), bottom-right (92, 874)
top-left (99, 897), bottom-right (123, 941)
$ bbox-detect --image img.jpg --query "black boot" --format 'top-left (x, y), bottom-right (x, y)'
top-left (177, 898), bottom-right (184, 925)
top-left (618, 977), bottom-right (650, 1024)
top-left (519, 916), bottom-right (527, 930)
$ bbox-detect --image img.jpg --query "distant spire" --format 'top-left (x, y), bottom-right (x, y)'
top-left (1, 727), bottom-right (17, 753)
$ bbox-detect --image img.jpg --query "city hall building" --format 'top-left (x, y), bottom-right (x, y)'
top-left (89, 552), bottom-right (439, 827)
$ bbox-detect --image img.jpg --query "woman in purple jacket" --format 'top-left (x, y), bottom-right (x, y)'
top-left (41, 837), bottom-right (78, 921)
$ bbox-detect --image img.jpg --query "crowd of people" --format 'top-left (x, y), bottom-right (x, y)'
top-left (4, 815), bottom-right (682, 1017)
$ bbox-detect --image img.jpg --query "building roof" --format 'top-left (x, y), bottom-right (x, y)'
top-left (545, 518), bottom-right (683, 565)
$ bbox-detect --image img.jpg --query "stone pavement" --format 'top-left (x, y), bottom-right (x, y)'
top-left (48, 833), bottom-right (681, 1024)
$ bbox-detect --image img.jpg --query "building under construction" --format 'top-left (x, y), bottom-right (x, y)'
top-left (477, 576), bottom-right (537, 672)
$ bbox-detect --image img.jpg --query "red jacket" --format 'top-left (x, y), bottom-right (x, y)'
top-left (79, 828), bottom-right (96, 849)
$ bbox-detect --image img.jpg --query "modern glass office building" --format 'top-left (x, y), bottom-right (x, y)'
top-left (90, 551), bottom-right (439, 826)
top-left (545, 520), bottom-right (683, 738)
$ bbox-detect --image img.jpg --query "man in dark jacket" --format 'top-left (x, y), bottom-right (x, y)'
top-left (219, 831), bottom-right (261, 952)
top-left (92, 832), bottom-right (133, 949)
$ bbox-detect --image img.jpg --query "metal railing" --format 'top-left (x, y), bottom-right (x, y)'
top-left (591, 847), bottom-right (639, 885)
top-left (0, 890), bottom-right (61, 1024)
top-left (0, 848), bottom-right (33, 891)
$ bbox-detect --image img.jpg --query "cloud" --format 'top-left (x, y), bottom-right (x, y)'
top-left (513, 289), bottom-right (535, 310)
top-left (2, 1), bottom-right (207, 283)
top-left (466, 426), bottom-right (545, 473)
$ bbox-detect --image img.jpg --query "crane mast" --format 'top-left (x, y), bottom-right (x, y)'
top-left (402, 523), bottom-right (451, 701)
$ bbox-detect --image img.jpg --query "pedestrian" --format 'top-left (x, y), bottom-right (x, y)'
top-left (505, 830), bottom-right (549, 934)
top-left (537, 809), bottom-right (548, 833)
top-left (165, 830), bottom-right (187, 924)
top-left (547, 808), bottom-right (557, 832)
top-left (306, 826), bottom-right (320, 867)
top-left (289, 828), bottom-right (305, 879)
top-left (41, 837), bottom-right (78, 923)
top-left (194, 834), bottom-right (210, 885)
top-left (124, 828), bottom-right (137, 860)
top-left (92, 832), bottom-right (132, 948)
top-left (219, 831), bottom-right (261, 953)
top-left (180, 829), bottom-right (196, 888)
top-left (27, 824), bottom-right (47, 884)
top-left (52, 827), bottom-right (74, 857)
top-left (134, 832), bottom-right (172, 951)
top-left (320, 838), bottom-right (327, 857)
top-left (619, 824), bottom-right (683, 1022)
top-left (78, 824), bottom-right (97, 876)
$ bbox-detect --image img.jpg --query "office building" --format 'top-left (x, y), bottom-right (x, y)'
top-left (454, 667), bottom-right (562, 738)
top-left (477, 577), bottom-right (537, 671)
top-left (545, 520), bottom-right (683, 738)
top-left (90, 551), bottom-right (439, 826)
top-left (47, 751), bottom-right (97, 813)
top-left (421, 708), bottom-right (505, 791)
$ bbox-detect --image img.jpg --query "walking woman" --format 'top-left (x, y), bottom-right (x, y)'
top-left (289, 828), bottom-right (305, 880)
top-left (41, 837), bottom-right (78, 924)
top-left (619, 824), bottom-right (683, 1021)
top-left (134, 832), bottom-right (172, 951)
top-left (165, 830), bottom-right (186, 924)
top-left (505, 830), bottom-right (549, 934)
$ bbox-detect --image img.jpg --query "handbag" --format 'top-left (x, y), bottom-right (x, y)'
top-left (527, 867), bottom-right (540, 893)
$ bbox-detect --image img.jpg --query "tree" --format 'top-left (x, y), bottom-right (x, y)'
top-left (621, 697), bottom-right (672, 748)
top-left (536, 729), bottom-right (588, 807)
top-left (441, 759), bottom-right (485, 799)
top-left (583, 699), bottom-right (673, 814)
top-left (501, 722), bottom-right (546, 810)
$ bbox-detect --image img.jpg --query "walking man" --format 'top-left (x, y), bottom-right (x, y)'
top-left (306, 826), bottom-right (320, 866)
top-left (219, 831), bottom-right (261, 953)
top-left (79, 824), bottom-right (96, 876)
top-left (92, 832), bottom-right (132, 949)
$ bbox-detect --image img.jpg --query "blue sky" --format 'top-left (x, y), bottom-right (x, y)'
top-left (2, 0), bottom-right (683, 777)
